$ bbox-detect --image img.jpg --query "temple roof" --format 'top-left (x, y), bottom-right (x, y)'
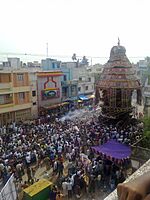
top-left (108, 40), bottom-right (131, 67)
top-left (98, 41), bottom-right (141, 89)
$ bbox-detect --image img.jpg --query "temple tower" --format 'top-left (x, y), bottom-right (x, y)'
top-left (97, 40), bottom-right (142, 121)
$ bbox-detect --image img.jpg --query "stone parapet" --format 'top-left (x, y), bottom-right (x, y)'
top-left (104, 159), bottom-right (150, 200)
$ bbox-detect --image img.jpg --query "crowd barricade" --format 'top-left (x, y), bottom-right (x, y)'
top-left (0, 174), bottom-right (17, 200)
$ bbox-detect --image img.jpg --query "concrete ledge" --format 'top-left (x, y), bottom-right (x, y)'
top-left (104, 159), bottom-right (150, 200)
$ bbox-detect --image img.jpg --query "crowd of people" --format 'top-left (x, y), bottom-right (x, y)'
top-left (0, 108), bottom-right (143, 199)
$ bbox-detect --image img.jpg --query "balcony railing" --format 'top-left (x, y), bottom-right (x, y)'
top-left (144, 92), bottom-right (150, 97)
top-left (0, 98), bottom-right (13, 105)
top-left (61, 80), bottom-right (78, 86)
top-left (0, 82), bottom-right (12, 90)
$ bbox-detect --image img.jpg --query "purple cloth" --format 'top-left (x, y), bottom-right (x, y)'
top-left (92, 140), bottom-right (131, 160)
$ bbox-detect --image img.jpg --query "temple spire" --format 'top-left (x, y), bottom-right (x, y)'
top-left (118, 37), bottom-right (120, 46)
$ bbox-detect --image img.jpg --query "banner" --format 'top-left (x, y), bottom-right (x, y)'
top-left (0, 174), bottom-right (17, 200)
top-left (41, 88), bottom-right (60, 100)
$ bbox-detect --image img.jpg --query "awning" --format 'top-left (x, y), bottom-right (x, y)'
top-left (89, 94), bottom-right (95, 99)
top-left (78, 100), bottom-right (83, 103)
top-left (91, 140), bottom-right (131, 160)
top-left (79, 95), bottom-right (89, 100)
top-left (43, 102), bottom-right (69, 109)
top-left (64, 97), bottom-right (78, 101)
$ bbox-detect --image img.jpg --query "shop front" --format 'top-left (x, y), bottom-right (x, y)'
top-left (40, 102), bottom-right (69, 119)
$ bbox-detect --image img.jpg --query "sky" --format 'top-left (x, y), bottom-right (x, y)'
top-left (0, 0), bottom-right (150, 63)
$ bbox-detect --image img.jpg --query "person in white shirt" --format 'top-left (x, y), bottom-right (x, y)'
top-left (62, 181), bottom-right (68, 197)
top-left (26, 153), bottom-right (31, 166)
top-left (67, 180), bottom-right (73, 199)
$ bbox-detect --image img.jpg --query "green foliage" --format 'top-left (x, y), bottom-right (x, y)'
top-left (148, 75), bottom-right (150, 85)
top-left (141, 117), bottom-right (150, 148)
top-left (142, 117), bottom-right (150, 131)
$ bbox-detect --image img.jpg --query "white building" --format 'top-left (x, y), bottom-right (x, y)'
top-left (144, 77), bottom-right (150, 116)
top-left (90, 63), bottom-right (104, 84)
top-left (62, 61), bottom-right (95, 97)
top-left (7, 58), bottom-right (21, 69)
top-left (72, 64), bottom-right (95, 96)
top-left (137, 59), bottom-right (148, 86)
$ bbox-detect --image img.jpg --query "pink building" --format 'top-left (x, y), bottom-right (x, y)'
top-left (37, 71), bottom-right (63, 113)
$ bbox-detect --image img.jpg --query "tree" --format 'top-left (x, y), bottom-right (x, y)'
top-left (145, 56), bottom-right (150, 63)
top-left (141, 117), bottom-right (150, 149)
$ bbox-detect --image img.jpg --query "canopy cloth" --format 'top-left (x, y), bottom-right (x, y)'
top-left (92, 140), bottom-right (131, 160)
top-left (78, 95), bottom-right (89, 100)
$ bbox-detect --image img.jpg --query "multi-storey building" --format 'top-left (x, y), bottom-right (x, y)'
top-left (61, 61), bottom-right (95, 99)
top-left (41, 59), bottom-right (78, 102)
top-left (60, 61), bottom-right (96, 102)
top-left (137, 58), bottom-right (149, 86)
top-left (2, 57), bottom-right (21, 69)
top-left (0, 70), bottom-right (32, 126)
top-left (90, 64), bottom-right (104, 84)
top-left (61, 65), bottom-right (78, 101)
top-left (37, 71), bottom-right (63, 114)
top-left (144, 76), bottom-right (150, 116)
top-left (41, 58), bottom-right (61, 70)
top-left (41, 59), bottom-right (95, 101)
top-left (72, 65), bottom-right (95, 97)
top-left (29, 71), bottom-right (38, 118)
top-left (27, 61), bottom-right (41, 69)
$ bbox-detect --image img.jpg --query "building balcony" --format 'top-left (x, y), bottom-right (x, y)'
top-left (0, 83), bottom-right (13, 93)
top-left (13, 102), bottom-right (32, 111)
top-left (0, 102), bottom-right (13, 109)
top-left (13, 86), bottom-right (30, 93)
top-left (144, 91), bottom-right (150, 97)
top-left (145, 102), bottom-right (150, 106)
top-left (61, 80), bottom-right (78, 86)
top-left (0, 102), bottom-right (32, 114)
top-left (0, 98), bottom-right (13, 104)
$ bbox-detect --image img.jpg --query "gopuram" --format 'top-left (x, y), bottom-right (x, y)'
top-left (97, 39), bottom-right (142, 126)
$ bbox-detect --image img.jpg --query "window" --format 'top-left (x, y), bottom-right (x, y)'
top-left (71, 86), bottom-right (75, 92)
top-left (17, 74), bottom-right (24, 81)
top-left (62, 87), bottom-right (68, 98)
top-left (0, 94), bottom-right (12, 105)
top-left (19, 92), bottom-right (25, 101)
top-left (32, 91), bottom-right (36, 97)
top-left (146, 97), bottom-right (150, 105)
top-left (78, 87), bottom-right (81, 91)
top-left (64, 75), bottom-right (67, 81)
top-left (88, 77), bottom-right (91, 82)
top-left (71, 86), bottom-right (76, 95)
top-left (57, 63), bottom-right (60, 68)
top-left (52, 63), bottom-right (55, 69)
top-left (33, 102), bottom-right (37, 105)
top-left (79, 77), bottom-right (82, 81)
top-left (0, 95), bottom-right (4, 105)
top-left (5, 94), bottom-right (11, 99)
top-left (85, 86), bottom-right (88, 90)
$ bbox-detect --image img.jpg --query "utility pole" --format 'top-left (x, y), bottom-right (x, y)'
top-left (46, 42), bottom-right (48, 57)
top-left (91, 57), bottom-right (93, 66)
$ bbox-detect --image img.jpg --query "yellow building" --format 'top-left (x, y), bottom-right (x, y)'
top-left (0, 70), bottom-right (32, 126)
top-left (29, 71), bottom-right (38, 119)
